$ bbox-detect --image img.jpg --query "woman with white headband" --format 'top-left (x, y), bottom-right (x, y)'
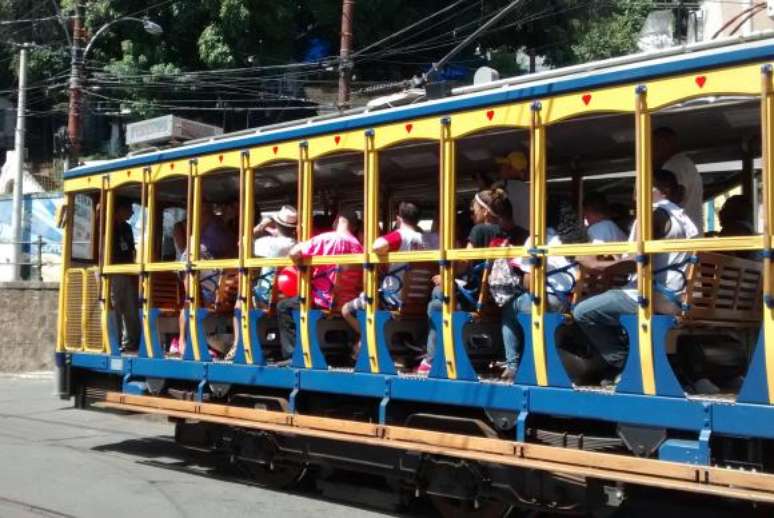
top-left (417, 188), bottom-right (515, 374)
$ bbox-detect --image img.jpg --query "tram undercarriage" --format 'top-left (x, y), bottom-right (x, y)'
top-left (68, 369), bottom-right (774, 517)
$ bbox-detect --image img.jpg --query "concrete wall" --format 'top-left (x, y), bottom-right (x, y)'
top-left (0, 281), bottom-right (58, 372)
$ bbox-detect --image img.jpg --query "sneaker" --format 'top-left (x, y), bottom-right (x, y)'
top-left (168, 337), bottom-right (181, 356)
top-left (415, 359), bottom-right (432, 375)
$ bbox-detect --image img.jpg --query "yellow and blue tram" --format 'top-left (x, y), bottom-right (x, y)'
top-left (57, 34), bottom-right (774, 515)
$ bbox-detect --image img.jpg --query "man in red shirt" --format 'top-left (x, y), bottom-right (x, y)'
top-left (340, 203), bottom-right (425, 354)
top-left (277, 208), bottom-right (363, 361)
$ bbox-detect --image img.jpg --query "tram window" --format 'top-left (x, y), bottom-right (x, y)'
top-left (545, 112), bottom-right (635, 245)
top-left (70, 191), bottom-right (101, 264)
top-left (199, 170), bottom-right (240, 260)
top-left (152, 177), bottom-right (187, 262)
top-left (313, 152), bottom-right (364, 233)
top-left (456, 127), bottom-right (531, 247)
top-left (109, 184), bottom-right (143, 265)
top-left (379, 140), bottom-right (440, 250)
top-left (251, 160), bottom-right (298, 254)
top-left (652, 95), bottom-right (762, 237)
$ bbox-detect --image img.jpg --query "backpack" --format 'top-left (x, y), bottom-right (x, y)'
top-left (487, 239), bottom-right (523, 307)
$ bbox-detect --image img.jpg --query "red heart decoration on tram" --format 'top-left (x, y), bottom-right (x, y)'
top-left (695, 75), bottom-right (707, 88)
top-left (334, 135), bottom-right (341, 145)
top-left (218, 154), bottom-right (224, 163)
top-left (272, 146), bottom-right (278, 155)
top-left (486, 110), bottom-right (495, 121)
top-left (582, 94), bottom-right (592, 106)
top-left (405, 123), bottom-right (413, 133)
top-left (170, 163), bottom-right (175, 170)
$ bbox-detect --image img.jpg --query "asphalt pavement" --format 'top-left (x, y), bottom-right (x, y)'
top-left (0, 373), bottom-right (405, 518)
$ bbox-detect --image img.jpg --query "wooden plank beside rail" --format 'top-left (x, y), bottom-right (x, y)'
top-left (100, 392), bottom-right (774, 503)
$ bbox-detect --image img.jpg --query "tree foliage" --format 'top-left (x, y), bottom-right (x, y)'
top-left (0, 0), bottom-right (656, 152)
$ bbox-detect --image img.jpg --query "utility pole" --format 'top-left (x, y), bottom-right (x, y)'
top-left (337, 0), bottom-right (355, 110)
top-left (10, 45), bottom-right (28, 281)
top-left (67, 0), bottom-right (84, 168)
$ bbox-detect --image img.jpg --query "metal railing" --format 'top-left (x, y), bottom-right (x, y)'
top-left (0, 236), bottom-right (67, 281)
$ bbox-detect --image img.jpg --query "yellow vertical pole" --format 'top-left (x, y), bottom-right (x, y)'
top-left (97, 176), bottom-right (110, 353)
top-left (363, 130), bottom-right (380, 372)
top-left (187, 163), bottom-right (202, 361)
top-left (439, 117), bottom-right (458, 379)
top-left (529, 102), bottom-right (549, 386)
top-left (239, 151), bottom-right (254, 363)
top-left (760, 66), bottom-right (774, 404)
top-left (141, 168), bottom-right (154, 357)
top-left (103, 185), bottom-right (115, 266)
top-left (101, 186), bottom-right (115, 352)
top-left (635, 85), bottom-right (656, 396)
top-left (298, 142), bottom-right (314, 368)
top-left (56, 193), bottom-right (73, 352)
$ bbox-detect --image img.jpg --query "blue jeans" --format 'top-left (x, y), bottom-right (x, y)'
top-left (501, 293), bottom-right (566, 370)
top-left (571, 289), bottom-right (638, 370)
top-left (425, 284), bottom-right (479, 360)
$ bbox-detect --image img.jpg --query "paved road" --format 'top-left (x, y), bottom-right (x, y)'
top-left (0, 373), bottom-right (406, 518)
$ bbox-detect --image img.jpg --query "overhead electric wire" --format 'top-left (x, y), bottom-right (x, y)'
top-left (350, 0), bottom-right (474, 58)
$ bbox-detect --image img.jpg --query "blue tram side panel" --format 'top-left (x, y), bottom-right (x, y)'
top-left (63, 37), bottom-right (774, 468)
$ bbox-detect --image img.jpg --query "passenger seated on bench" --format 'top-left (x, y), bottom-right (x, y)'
top-left (341, 201), bottom-right (425, 356)
top-left (571, 169), bottom-right (699, 384)
top-left (417, 188), bottom-right (513, 374)
top-left (276, 208), bottom-right (364, 363)
top-left (500, 198), bottom-right (586, 381)
top-left (220, 206), bottom-right (299, 361)
top-left (717, 195), bottom-right (759, 260)
top-left (252, 205), bottom-right (298, 306)
top-left (583, 192), bottom-right (627, 243)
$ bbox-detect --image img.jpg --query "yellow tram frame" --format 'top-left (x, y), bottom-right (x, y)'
top-left (59, 59), bottom-right (773, 402)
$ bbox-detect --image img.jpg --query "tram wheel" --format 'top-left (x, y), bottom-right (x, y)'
top-left (429, 495), bottom-right (509, 518)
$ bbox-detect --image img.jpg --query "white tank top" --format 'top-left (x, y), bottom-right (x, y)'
top-left (626, 199), bottom-right (698, 296)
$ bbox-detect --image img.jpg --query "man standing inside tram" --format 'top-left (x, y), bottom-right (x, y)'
top-left (111, 199), bottom-right (141, 353)
top-left (277, 208), bottom-right (363, 363)
top-left (653, 127), bottom-right (704, 233)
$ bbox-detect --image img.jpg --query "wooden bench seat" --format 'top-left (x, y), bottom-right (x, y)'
top-left (574, 252), bottom-right (762, 326)
top-left (150, 271), bottom-right (184, 315)
top-left (383, 262), bottom-right (435, 317)
top-left (681, 251), bottom-right (762, 326)
top-left (208, 269), bottom-right (240, 315)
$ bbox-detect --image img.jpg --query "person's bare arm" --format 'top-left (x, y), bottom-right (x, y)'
top-left (372, 236), bottom-right (390, 255)
top-left (288, 242), bottom-right (305, 263)
top-left (576, 254), bottom-right (624, 272)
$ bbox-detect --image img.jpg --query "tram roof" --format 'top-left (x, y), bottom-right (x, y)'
top-left (65, 33), bottom-right (774, 181)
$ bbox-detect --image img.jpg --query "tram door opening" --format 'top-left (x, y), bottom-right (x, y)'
top-left (653, 95), bottom-right (763, 398)
top-left (378, 140), bottom-right (440, 371)
top-left (149, 177), bottom-right (187, 355)
top-left (249, 160), bottom-right (299, 363)
top-left (544, 111), bottom-right (635, 386)
top-left (453, 128), bottom-right (531, 377)
top-left (194, 170), bottom-right (240, 360)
